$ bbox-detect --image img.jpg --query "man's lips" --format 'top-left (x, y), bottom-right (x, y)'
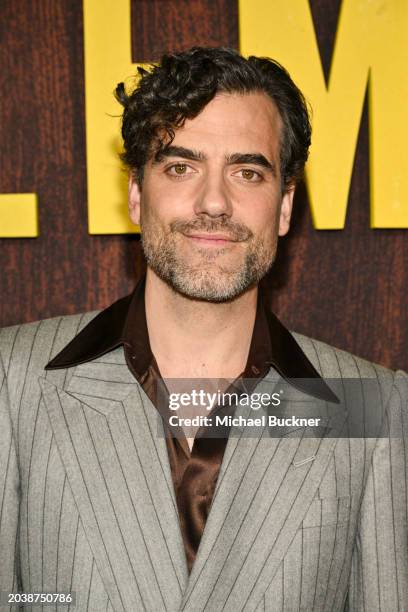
top-left (183, 232), bottom-right (240, 246)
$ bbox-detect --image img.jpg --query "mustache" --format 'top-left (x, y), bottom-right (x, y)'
top-left (169, 218), bottom-right (253, 242)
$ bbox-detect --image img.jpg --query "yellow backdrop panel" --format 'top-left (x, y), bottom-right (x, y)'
top-left (240, 0), bottom-right (408, 228)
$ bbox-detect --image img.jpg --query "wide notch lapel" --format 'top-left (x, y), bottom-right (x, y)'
top-left (181, 373), bottom-right (346, 612)
top-left (40, 349), bottom-right (188, 612)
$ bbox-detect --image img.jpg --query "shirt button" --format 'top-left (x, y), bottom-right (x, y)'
top-left (251, 366), bottom-right (260, 375)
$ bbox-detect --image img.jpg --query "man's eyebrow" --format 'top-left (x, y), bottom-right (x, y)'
top-left (154, 145), bottom-right (206, 163)
top-left (226, 152), bottom-right (276, 176)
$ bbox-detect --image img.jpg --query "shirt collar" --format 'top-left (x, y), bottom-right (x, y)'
top-left (46, 276), bottom-right (338, 403)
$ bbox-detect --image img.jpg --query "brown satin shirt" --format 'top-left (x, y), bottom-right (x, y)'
top-left (46, 276), bottom-right (336, 573)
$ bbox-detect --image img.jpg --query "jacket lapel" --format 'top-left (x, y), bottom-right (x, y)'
top-left (40, 348), bottom-right (188, 612)
top-left (181, 372), bottom-right (346, 612)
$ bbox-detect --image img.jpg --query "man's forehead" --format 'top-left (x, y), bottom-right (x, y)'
top-left (169, 92), bottom-right (282, 157)
top-left (181, 91), bottom-right (280, 131)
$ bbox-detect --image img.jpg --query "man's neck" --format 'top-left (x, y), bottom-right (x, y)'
top-left (144, 269), bottom-right (258, 379)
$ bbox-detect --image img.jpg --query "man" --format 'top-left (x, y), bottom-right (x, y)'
top-left (0, 47), bottom-right (406, 611)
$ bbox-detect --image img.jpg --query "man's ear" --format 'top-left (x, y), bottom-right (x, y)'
top-left (128, 175), bottom-right (141, 226)
top-left (278, 184), bottom-right (295, 236)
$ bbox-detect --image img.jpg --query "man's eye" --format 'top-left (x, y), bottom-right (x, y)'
top-left (237, 168), bottom-right (262, 181)
top-left (167, 163), bottom-right (192, 176)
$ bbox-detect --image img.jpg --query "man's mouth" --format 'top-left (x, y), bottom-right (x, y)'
top-left (183, 232), bottom-right (240, 246)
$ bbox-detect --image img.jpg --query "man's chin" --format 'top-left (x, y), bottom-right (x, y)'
top-left (163, 271), bottom-right (257, 303)
top-left (143, 239), bottom-right (276, 301)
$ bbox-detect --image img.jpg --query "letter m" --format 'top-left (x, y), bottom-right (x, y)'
top-left (240, 0), bottom-right (408, 228)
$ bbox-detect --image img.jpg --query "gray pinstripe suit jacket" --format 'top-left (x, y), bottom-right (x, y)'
top-left (0, 312), bottom-right (407, 611)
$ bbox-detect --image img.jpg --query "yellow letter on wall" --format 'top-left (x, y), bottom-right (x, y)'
top-left (240, 0), bottom-right (408, 228)
top-left (83, 0), bottom-right (144, 234)
top-left (0, 194), bottom-right (38, 238)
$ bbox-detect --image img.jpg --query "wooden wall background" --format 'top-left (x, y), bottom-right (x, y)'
top-left (0, 0), bottom-right (406, 370)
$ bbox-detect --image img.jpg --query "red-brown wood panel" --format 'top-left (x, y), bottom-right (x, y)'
top-left (0, 0), bottom-right (406, 370)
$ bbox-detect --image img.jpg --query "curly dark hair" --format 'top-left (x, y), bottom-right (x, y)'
top-left (115, 47), bottom-right (311, 191)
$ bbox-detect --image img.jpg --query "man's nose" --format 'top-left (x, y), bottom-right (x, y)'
top-left (193, 173), bottom-right (233, 217)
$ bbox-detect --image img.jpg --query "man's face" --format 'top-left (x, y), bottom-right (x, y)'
top-left (129, 92), bottom-right (295, 302)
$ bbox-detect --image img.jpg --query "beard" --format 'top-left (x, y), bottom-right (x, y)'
top-left (140, 215), bottom-right (278, 302)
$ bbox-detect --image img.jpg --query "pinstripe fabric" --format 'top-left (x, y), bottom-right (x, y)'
top-left (0, 313), bottom-right (407, 611)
